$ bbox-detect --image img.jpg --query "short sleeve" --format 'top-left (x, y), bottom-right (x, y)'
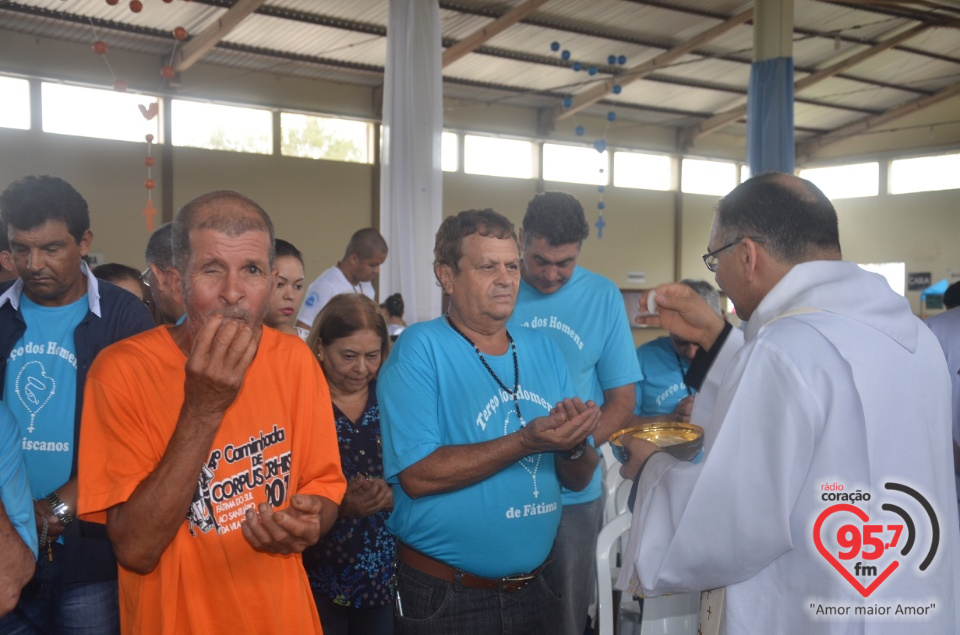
top-left (0, 402), bottom-right (38, 558)
top-left (377, 340), bottom-right (443, 482)
top-left (596, 285), bottom-right (643, 391)
top-left (77, 362), bottom-right (158, 524)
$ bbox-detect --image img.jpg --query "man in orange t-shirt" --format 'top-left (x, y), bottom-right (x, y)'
top-left (77, 190), bottom-right (346, 634)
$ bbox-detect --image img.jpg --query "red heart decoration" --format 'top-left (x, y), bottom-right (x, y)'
top-left (813, 504), bottom-right (899, 597)
top-left (138, 102), bottom-right (159, 120)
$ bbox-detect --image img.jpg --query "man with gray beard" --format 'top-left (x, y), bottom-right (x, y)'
top-left (77, 190), bottom-right (346, 635)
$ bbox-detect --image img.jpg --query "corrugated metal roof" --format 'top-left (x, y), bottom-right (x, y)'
top-left (226, 15), bottom-right (386, 65)
top-left (854, 46), bottom-right (959, 89)
top-left (795, 2), bottom-right (908, 39)
top-left (795, 101), bottom-right (867, 130)
top-left (1, 0), bottom-right (957, 155)
top-left (798, 76), bottom-right (919, 110)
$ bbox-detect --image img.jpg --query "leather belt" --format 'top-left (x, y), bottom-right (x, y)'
top-left (397, 543), bottom-right (546, 593)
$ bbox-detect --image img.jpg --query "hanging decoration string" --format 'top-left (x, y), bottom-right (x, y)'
top-left (87, 5), bottom-right (192, 231)
top-left (549, 42), bottom-right (627, 240)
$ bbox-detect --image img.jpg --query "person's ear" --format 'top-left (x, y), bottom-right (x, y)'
top-left (435, 263), bottom-right (454, 296)
top-left (741, 238), bottom-right (762, 281)
top-left (150, 263), bottom-right (168, 290)
top-left (167, 267), bottom-right (184, 306)
top-left (0, 250), bottom-right (14, 273)
top-left (78, 230), bottom-right (93, 257)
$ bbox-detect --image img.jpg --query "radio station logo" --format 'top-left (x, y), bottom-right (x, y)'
top-left (813, 482), bottom-right (939, 598)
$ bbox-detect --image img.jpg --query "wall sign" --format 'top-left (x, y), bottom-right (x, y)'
top-left (907, 272), bottom-right (931, 291)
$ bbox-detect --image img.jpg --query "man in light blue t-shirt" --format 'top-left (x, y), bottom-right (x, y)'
top-left (379, 208), bottom-right (601, 635)
top-left (0, 175), bottom-right (154, 633)
top-left (509, 191), bottom-right (641, 635)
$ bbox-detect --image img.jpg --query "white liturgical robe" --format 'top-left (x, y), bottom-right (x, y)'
top-left (617, 260), bottom-right (960, 634)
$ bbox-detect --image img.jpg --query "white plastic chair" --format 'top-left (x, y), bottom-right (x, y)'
top-left (600, 442), bottom-right (617, 469)
top-left (613, 477), bottom-right (633, 518)
top-left (602, 460), bottom-right (624, 522)
top-left (596, 511), bottom-right (700, 635)
top-left (596, 513), bottom-right (641, 635)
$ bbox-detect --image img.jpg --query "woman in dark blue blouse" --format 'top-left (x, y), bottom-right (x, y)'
top-left (304, 294), bottom-right (394, 635)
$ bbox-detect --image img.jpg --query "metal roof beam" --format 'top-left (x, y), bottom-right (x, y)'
top-left (793, 23), bottom-right (929, 91)
top-left (552, 7), bottom-right (752, 122)
top-left (796, 80), bottom-right (960, 159)
top-left (682, 21), bottom-right (929, 146)
top-left (174, 0), bottom-right (267, 72)
top-left (3, 1), bottom-right (930, 100)
top-left (442, 0), bottom-right (552, 67)
top-left (442, 0), bottom-right (945, 82)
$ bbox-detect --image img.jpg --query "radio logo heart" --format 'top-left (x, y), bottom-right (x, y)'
top-left (813, 482), bottom-right (939, 598)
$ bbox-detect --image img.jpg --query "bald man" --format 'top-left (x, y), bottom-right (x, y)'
top-left (618, 173), bottom-right (960, 634)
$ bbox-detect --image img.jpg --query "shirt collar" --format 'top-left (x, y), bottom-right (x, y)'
top-left (0, 260), bottom-right (101, 317)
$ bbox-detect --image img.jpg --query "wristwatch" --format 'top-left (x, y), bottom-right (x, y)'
top-left (45, 491), bottom-right (75, 526)
top-left (561, 440), bottom-right (587, 461)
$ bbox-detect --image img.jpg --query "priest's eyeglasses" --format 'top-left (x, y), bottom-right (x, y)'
top-left (702, 236), bottom-right (764, 272)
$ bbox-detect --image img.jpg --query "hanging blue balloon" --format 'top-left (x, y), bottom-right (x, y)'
top-left (575, 126), bottom-right (585, 136)
top-left (618, 55), bottom-right (627, 65)
top-left (597, 201), bottom-right (606, 210)
top-left (597, 185), bottom-right (605, 193)
top-left (561, 50), bottom-right (571, 61)
top-left (563, 96), bottom-right (573, 108)
top-left (587, 66), bottom-right (598, 76)
top-left (593, 139), bottom-right (607, 153)
top-left (607, 111), bottom-right (617, 122)
top-left (612, 84), bottom-right (622, 94)
top-left (572, 61), bottom-right (582, 72)
top-left (550, 41), bottom-right (561, 52)
top-left (607, 55), bottom-right (617, 65)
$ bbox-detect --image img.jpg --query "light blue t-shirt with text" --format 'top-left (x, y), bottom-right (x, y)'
top-left (379, 318), bottom-right (577, 577)
top-left (3, 294), bottom-right (87, 498)
top-left (634, 336), bottom-right (692, 416)
top-left (510, 266), bottom-right (642, 505)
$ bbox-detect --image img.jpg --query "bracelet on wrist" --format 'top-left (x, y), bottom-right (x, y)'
top-left (560, 440), bottom-right (588, 461)
top-left (45, 491), bottom-right (75, 526)
top-left (39, 515), bottom-right (49, 549)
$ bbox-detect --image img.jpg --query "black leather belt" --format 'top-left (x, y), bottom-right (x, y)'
top-left (397, 543), bottom-right (546, 593)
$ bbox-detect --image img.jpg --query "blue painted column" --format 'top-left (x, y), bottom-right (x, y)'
top-left (747, 0), bottom-right (795, 176)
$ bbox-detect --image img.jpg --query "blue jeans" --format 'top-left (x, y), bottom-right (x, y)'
top-left (394, 562), bottom-right (561, 635)
top-left (0, 543), bottom-right (120, 635)
top-left (315, 595), bottom-right (394, 635)
top-left (541, 497), bottom-right (604, 635)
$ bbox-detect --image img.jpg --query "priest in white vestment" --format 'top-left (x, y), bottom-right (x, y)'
top-left (617, 173), bottom-right (960, 634)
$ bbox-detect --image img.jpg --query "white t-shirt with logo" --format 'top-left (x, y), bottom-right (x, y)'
top-left (297, 265), bottom-right (374, 328)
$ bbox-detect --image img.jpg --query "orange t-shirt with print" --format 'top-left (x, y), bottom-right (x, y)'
top-left (78, 326), bottom-right (346, 635)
